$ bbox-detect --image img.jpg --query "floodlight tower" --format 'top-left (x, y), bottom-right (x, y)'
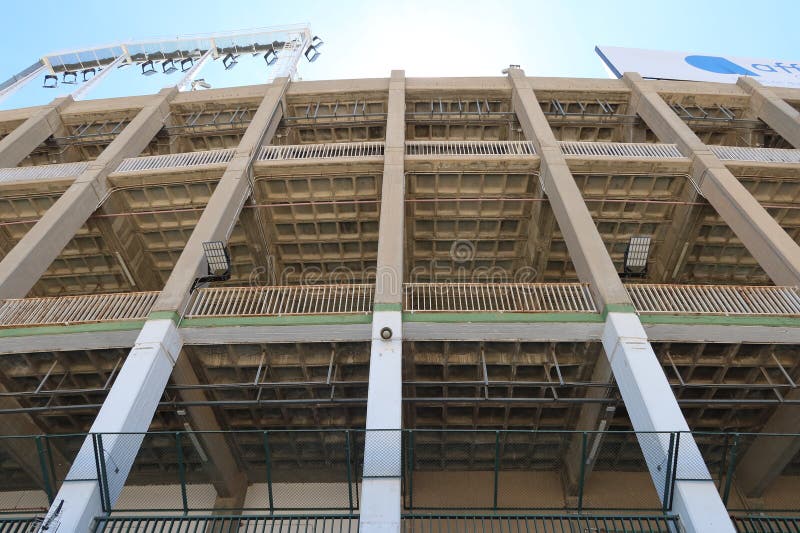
top-left (0, 24), bottom-right (320, 104)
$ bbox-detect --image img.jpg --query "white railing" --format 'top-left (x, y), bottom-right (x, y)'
top-left (186, 284), bottom-right (375, 317)
top-left (627, 284), bottom-right (800, 316)
top-left (406, 140), bottom-right (535, 156)
top-left (0, 292), bottom-right (158, 327)
top-left (258, 142), bottom-right (385, 161)
top-left (403, 283), bottom-right (596, 313)
top-left (558, 141), bottom-right (684, 159)
top-left (115, 149), bottom-right (235, 173)
top-left (710, 145), bottom-right (800, 164)
top-left (0, 162), bottom-right (89, 184)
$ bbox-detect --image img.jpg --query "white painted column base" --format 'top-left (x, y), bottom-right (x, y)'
top-left (602, 312), bottom-right (733, 533)
top-left (359, 310), bottom-right (402, 533)
top-left (41, 319), bottom-right (183, 532)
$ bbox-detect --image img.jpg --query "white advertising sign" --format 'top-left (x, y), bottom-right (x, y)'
top-left (596, 46), bottom-right (800, 88)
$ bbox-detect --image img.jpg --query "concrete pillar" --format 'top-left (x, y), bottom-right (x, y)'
top-left (625, 72), bottom-right (800, 496)
top-left (0, 96), bottom-right (72, 168)
top-left (737, 77), bottom-right (800, 149)
top-left (39, 79), bottom-right (289, 531)
top-left (0, 88), bottom-right (176, 300)
top-left (510, 69), bottom-right (733, 532)
top-left (360, 70), bottom-right (405, 533)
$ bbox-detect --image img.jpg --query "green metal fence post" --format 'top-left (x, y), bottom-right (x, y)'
top-left (577, 432), bottom-right (587, 512)
top-left (408, 430), bottom-right (414, 512)
top-left (175, 432), bottom-right (188, 514)
top-left (95, 434), bottom-right (112, 513)
top-left (722, 433), bottom-right (740, 505)
top-left (345, 430), bottom-right (354, 515)
top-left (34, 436), bottom-right (54, 504)
top-left (263, 431), bottom-right (274, 514)
top-left (493, 430), bottom-right (500, 511)
top-left (663, 432), bottom-right (676, 512)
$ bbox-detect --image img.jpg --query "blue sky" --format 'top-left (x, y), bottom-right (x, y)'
top-left (1, 0), bottom-right (798, 108)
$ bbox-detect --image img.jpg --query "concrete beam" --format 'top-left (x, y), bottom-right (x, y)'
top-left (0, 96), bottom-right (72, 168)
top-left (737, 77), bottom-right (800, 148)
top-left (361, 70), bottom-right (405, 533)
top-left (0, 88), bottom-right (176, 300)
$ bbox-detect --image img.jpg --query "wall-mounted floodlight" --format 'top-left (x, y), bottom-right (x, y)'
top-left (264, 47), bottom-right (278, 66)
top-left (81, 68), bottom-right (96, 82)
top-left (311, 36), bottom-right (324, 48)
top-left (190, 241), bottom-right (232, 292)
top-left (180, 57), bottom-right (194, 72)
top-left (222, 53), bottom-right (239, 70)
top-left (162, 59), bottom-right (177, 74)
top-left (141, 60), bottom-right (156, 76)
top-left (43, 74), bottom-right (58, 89)
top-left (190, 78), bottom-right (212, 91)
top-left (304, 45), bottom-right (321, 63)
top-left (62, 71), bottom-right (77, 84)
top-left (623, 235), bottom-right (651, 277)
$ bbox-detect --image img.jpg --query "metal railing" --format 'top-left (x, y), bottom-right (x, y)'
top-left (403, 283), bottom-right (596, 313)
top-left (114, 148), bottom-right (235, 173)
top-left (0, 517), bottom-right (42, 531)
top-left (0, 162), bottom-right (89, 184)
top-left (0, 292), bottom-right (158, 327)
top-left (558, 141), bottom-right (684, 159)
top-left (627, 284), bottom-right (800, 316)
top-left (259, 142), bottom-right (385, 160)
top-left (731, 515), bottom-right (800, 532)
top-left (186, 284), bottom-right (374, 317)
top-left (405, 140), bottom-right (536, 156)
top-left (402, 515), bottom-right (681, 533)
top-left (711, 145), bottom-right (800, 164)
top-left (94, 515), bottom-right (360, 533)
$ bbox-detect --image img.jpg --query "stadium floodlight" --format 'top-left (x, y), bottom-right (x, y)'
top-left (62, 71), bottom-right (77, 84)
top-left (81, 68), bottom-right (96, 82)
top-left (190, 241), bottom-right (232, 292)
top-left (180, 57), bottom-right (194, 72)
top-left (304, 45), bottom-right (320, 63)
top-left (264, 46), bottom-right (278, 66)
top-left (42, 74), bottom-right (58, 89)
top-left (162, 59), bottom-right (177, 74)
top-left (222, 53), bottom-right (239, 70)
top-left (190, 78), bottom-right (211, 90)
top-left (311, 35), bottom-right (324, 48)
top-left (141, 60), bottom-right (156, 76)
top-left (623, 235), bottom-right (651, 276)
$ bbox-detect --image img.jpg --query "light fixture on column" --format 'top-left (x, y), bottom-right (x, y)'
top-left (62, 71), bottom-right (77, 84)
top-left (190, 241), bottom-right (232, 292)
top-left (42, 74), bottom-right (58, 88)
top-left (180, 57), bottom-right (194, 72)
top-left (264, 46), bottom-right (278, 66)
top-left (161, 59), bottom-right (177, 74)
top-left (81, 68), bottom-right (96, 82)
top-left (623, 235), bottom-right (651, 277)
top-left (304, 44), bottom-right (321, 63)
top-left (222, 53), bottom-right (239, 70)
top-left (190, 78), bottom-right (211, 91)
top-left (141, 60), bottom-right (156, 76)
top-left (311, 35), bottom-right (324, 48)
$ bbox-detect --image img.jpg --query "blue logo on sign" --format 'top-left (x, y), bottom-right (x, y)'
top-left (685, 55), bottom-right (759, 76)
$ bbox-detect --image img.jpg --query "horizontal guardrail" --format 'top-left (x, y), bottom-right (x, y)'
top-left (711, 145), bottom-right (800, 163)
top-left (259, 142), bottom-right (385, 160)
top-left (558, 141), bottom-right (684, 158)
top-left (114, 148), bottom-right (235, 173)
top-left (186, 284), bottom-right (374, 317)
top-left (731, 515), bottom-right (800, 532)
top-left (403, 515), bottom-right (681, 533)
top-left (94, 515), bottom-right (360, 533)
top-left (0, 292), bottom-right (158, 327)
top-left (403, 283), bottom-right (597, 313)
top-left (0, 161), bottom-right (89, 183)
top-left (406, 140), bottom-right (536, 156)
top-left (627, 284), bottom-right (800, 316)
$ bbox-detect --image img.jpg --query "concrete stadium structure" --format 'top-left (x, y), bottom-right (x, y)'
top-left (0, 36), bottom-right (799, 532)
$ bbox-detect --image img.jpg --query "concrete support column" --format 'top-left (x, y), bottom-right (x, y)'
top-left (737, 77), bottom-right (800, 148)
top-left (40, 79), bottom-right (289, 531)
top-left (510, 69), bottom-right (732, 531)
top-left (360, 70), bottom-right (405, 533)
top-left (0, 88), bottom-right (176, 300)
top-left (625, 72), bottom-right (800, 496)
top-left (0, 95), bottom-right (72, 168)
